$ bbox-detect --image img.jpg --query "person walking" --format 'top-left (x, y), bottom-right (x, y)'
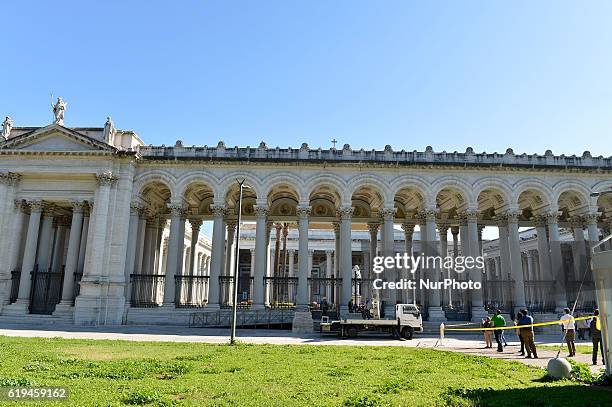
top-left (482, 317), bottom-right (493, 348)
top-left (491, 309), bottom-right (506, 352)
top-left (576, 313), bottom-right (587, 340)
top-left (519, 309), bottom-right (538, 359)
top-left (515, 310), bottom-right (525, 356)
top-left (559, 308), bottom-right (576, 357)
top-left (591, 309), bottom-right (605, 365)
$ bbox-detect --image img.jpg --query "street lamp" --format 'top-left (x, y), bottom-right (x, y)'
top-left (230, 179), bottom-right (246, 345)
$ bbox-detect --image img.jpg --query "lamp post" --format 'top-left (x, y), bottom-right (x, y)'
top-left (230, 179), bottom-right (245, 345)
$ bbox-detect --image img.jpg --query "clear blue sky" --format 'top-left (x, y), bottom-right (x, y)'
top-left (3, 1), bottom-right (612, 156)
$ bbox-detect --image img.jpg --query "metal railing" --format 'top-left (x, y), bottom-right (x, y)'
top-left (524, 280), bottom-right (556, 312)
top-left (308, 277), bottom-right (342, 312)
top-left (30, 267), bottom-right (64, 314)
top-left (175, 275), bottom-right (209, 308)
top-left (220, 276), bottom-right (253, 308)
top-left (130, 274), bottom-right (164, 307)
top-left (264, 276), bottom-right (298, 309)
top-left (483, 279), bottom-right (515, 314)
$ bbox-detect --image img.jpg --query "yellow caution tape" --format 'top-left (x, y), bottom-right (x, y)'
top-left (443, 316), bottom-right (592, 332)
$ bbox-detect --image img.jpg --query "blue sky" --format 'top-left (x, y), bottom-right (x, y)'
top-left (3, 1), bottom-right (612, 156)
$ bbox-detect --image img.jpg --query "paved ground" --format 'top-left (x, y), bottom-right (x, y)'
top-left (0, 323), bottom-right (605, 373)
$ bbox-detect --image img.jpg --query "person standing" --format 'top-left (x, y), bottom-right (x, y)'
top-left (515, 310), bottom-right (525, 356)
top-left (591, 309), bottom-right (605, 365)
top-left (491, 309), bottom-right (506, 352)
top-left (560, 308), bottom-right (576, 357)
top-left (519, 309), bottom-right (538, 359)
top-left (482, 317), bottom-right (493, 348)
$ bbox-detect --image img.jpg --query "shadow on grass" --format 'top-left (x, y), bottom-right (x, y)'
top-left (441, 383), bottom-right (611, 407)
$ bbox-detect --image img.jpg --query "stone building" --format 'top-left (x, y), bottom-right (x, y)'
top-left (0, 109), bottom-right (611, 326)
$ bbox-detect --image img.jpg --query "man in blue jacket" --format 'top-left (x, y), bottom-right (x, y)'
top-left (519, 309), bottom-right (538, 359)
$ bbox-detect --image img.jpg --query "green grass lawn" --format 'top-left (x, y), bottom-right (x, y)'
top-left (540, 344), bottom-right (597, 356)
top-left (0, 336), bottom-right (609, 406)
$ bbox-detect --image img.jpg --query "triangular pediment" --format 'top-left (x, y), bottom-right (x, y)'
top-left (0, 124), bottom-right (116, 153)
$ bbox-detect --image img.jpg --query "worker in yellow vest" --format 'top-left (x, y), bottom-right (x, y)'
top-left (591, 309), bottom-right (605, 366)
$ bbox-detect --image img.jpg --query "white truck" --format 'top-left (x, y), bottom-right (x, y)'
top-left (320, 303), bottom-right (423, 340)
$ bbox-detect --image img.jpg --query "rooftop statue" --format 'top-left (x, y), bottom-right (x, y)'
top-left (1, 116), bottom-right (13, 140)
top-left (52, 97), bottom-right (67, 125)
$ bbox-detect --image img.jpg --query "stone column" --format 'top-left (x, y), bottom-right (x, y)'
top-left (464, 210), bottom-right (486, 320)
top-left (402, 223), bottom-right (415, 303)
top-left (547, 212), bottom-right (567, 311)
top-left (225, 221), bottom-right (236, 276)
top-left (162, 203), bottom-right (184, 306)
top-left (505, 211), bottom-right (527, 314)
top-left (249, 248), bottom-right (256, 277)
top-left (123, 203), bottom-right (142, 301)
top-left (585, 213), bottom-right (601, 246)
top-left (50, 218), bottom-right (67, 272)
top-left (253, 205), bottom-right (269, 309)
top-left (0, 174), bottom-right (20, 264)
top-left (424, 210), bottom-right (445, 320)
top-left (570, 217), bottom-right (587, 281)
top-left (339, 206), bottom-right (354, 315)
top-left (438, 222), bottom-right (450, 307)
top-left (288, 249), bottom-right (295, 277)
top-left (293, 205), bottom-right (314, 334)
top-left (12, 201), bottom-right (44, 311)
top-left (77, 208), bottom-right (91, 274)
top-left (325, 249), bottom-right (333, 300)
top-left (533, 215), bottom-right (553, 280)
top-left (57, 202), bottom-right (85, 310)
top-left (296, 205), bottom-right (311, 308)
top-left (36, 209), bottom-right (55, 273)
top-left (6, 201), bottom-right (27, 282)
top-left (207, 205), bottom-right (225, 308)
top-left (134, 213), bottom-right (146, 274)
top-left (190, 219), bottom-right (202, 275)
top-left (333, 221), bottom-right (341, 277)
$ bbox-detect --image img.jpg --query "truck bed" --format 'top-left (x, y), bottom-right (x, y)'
top-left (337, 319), bottom-right (398, 326)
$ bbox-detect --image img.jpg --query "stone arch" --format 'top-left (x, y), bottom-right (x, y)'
top-left (266, 181), bottom-right (300, 218)
top-left (473, 178), bottom-right (513, 220)
top-left (305, 173), bottom-right (347, 205)
top-left (552, 180), bottom-right (592, 218)
top-left (217, 171), bottom-right (264, 203)
top-left (133, 170), bottom-right (176, 201)
top-left (346, 174), bottom-right (392, 207)
top-left (261, 172), bottom-right (307, 203)
top-left (431, 177), bottom-right (474, 217)
top-left (175, 172), bottom-right (221, 201)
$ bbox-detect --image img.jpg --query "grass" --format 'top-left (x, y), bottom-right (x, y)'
top-left (0, 336), bottom-right (609, 406)
top-left (540, 344), bottom-right (597, 356)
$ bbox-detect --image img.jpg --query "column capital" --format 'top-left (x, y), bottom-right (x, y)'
top-left (367, 222), bottom-right (380, 234)
top-left (71, 201), bottom-right (87, 213)
top-left (14, 199), bottom-right (28, 212)
top-left (130, 201), bottom-right (143, 215)
top-left (250, 247), bottom-right (256, 253)
top-left (401, 222), bottom-right (415, 235)
top-left (0, 172), bottom-right (20, 186)
top-left (458, 209), bottom-right (480, 225)
top-left (337, 206), bottom-right (354, 220)
top-left (569, 216), bottom-right (584, 228)
top-left (325, 249), bottom-right (333, 255)
top-left (583, 212), bottom-right (600, 226)
top-left (189, 217), bottom-right (203, 230)
top-left (532, 214), bottom-right (547, 228)
top-left (546, 211), bottom-right (561, 225)
top-left (225, 220), bottom-right (237, 230)
top-left (332, 220), bottom-right (341, 233)
top-left (210, 204), bottom-right (227, 217)
top-left (450, 225), bottom-right (460, 236)
top-left (504, 210), bottom-right (521, 224)
top-left (167, 203), bottom-right (186, 217)
top-left (436, 222), bottom-right (450, 233)
top-left (253, 204), bottom-right (269, 218)
top-left (288, 248), bottom-right (295, 254)
top-left (296, 205), bottom-right (312, 219)
top-left (379, 207), bottom-right (396, 221)
top-left (96, 171), bottom-right (118, 186)
top-left (28, 200), bottom-right (44, 213)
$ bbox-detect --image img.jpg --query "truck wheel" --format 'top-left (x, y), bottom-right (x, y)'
top-left (346, 326), bottom-right (358, 338)
top-left (401, 326), bottom-right (413, 340)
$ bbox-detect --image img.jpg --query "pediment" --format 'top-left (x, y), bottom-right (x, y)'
top-left (0, 124), bottom-right (116, 153)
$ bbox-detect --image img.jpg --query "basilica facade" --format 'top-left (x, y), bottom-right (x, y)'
top-left (1, 112), bottom-right (611, 326)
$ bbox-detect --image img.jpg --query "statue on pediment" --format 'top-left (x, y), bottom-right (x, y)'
top-left (1, 116), bottom-right (13, 140)
top-left (103, 116), bottom-right (115, 143)
top-left (52, 97), bottom-right (67, 125)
